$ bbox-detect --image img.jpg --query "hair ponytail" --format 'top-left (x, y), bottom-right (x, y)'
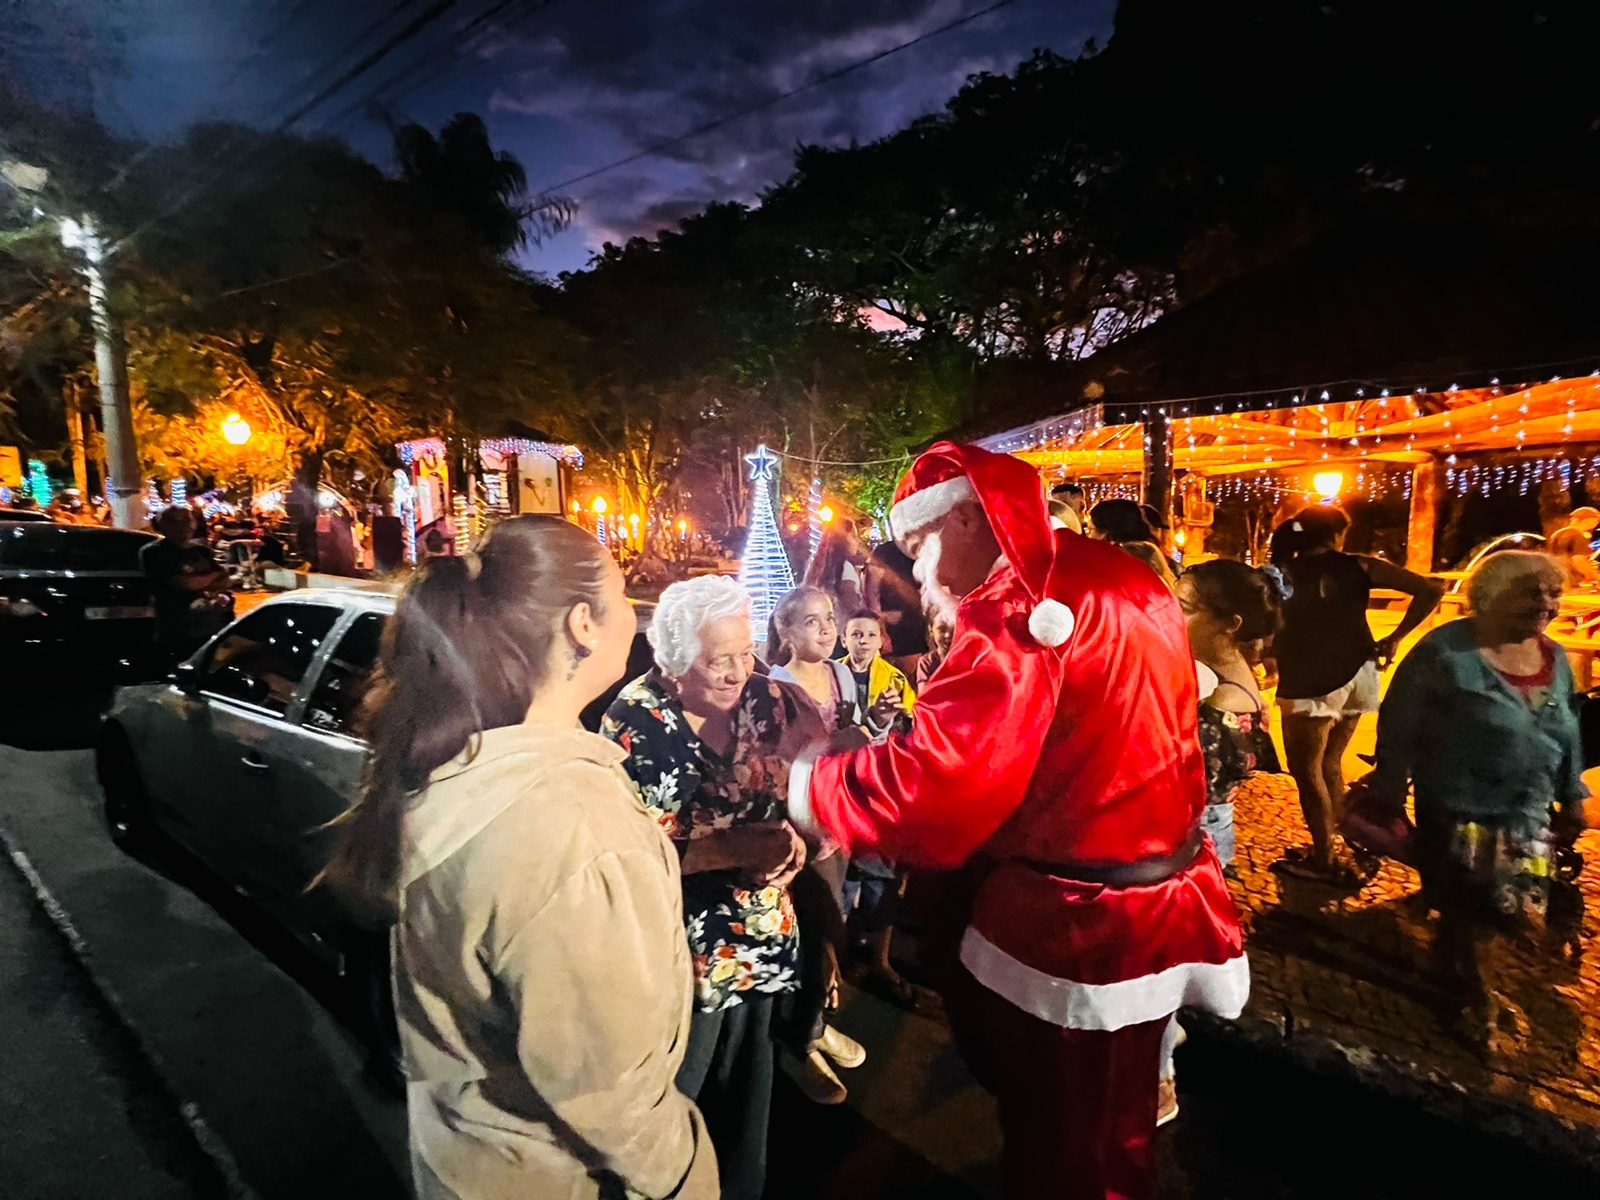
top-left (1269, 505), bottom-right (1349, 566)
top-left (318, 515), bottom-right (610, 921)
top-left (1186, 558), bottom-right (1283, 643)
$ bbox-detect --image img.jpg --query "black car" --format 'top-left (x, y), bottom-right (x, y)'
top-left (0, 521), bottom-right (160, 677)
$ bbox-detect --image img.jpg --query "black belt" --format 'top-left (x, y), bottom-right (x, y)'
top-left (1016, 826), bottom-right (1205, 888)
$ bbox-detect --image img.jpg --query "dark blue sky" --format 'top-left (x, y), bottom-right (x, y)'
top-left (3, 0), bottom-right (1115, 275)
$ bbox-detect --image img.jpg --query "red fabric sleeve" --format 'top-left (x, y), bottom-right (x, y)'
top-left (807, 589), bottom-right (1066, 868)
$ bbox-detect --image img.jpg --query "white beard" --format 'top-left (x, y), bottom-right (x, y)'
top-left (912, 530), bottom-right (962, 631)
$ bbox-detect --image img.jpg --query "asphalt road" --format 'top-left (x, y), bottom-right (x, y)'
top-left (1, 690), bottom-right (1597, 1200)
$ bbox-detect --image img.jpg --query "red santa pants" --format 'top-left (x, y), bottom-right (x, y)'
top-left (950, 968), bottom-right (1168, 1200)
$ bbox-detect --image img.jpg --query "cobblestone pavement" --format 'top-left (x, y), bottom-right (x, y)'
top-left (1223, 740), bottom-right (1600, 1162)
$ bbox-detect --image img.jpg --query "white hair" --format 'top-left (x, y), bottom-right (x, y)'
top-left (649, 575), bottom-right (752, 678)
top-left (1467, 550), bottom-right (1565, 615)
top-left (913, 530), bottom-right (962, 631)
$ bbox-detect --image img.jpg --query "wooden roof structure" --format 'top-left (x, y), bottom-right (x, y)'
top-left (1008, 377), bottom-right (1600, 482)
top-left (965, 220), bottom-right (1600, 454)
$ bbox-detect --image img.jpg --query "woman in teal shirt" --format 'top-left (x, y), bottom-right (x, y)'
top-left (1370, 551), bottom-right (1587, 919)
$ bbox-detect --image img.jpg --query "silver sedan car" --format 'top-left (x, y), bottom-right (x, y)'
top-left (97, 589), bottom-right (394, 981)
top-left (96, 586), bottom-right (658, 987)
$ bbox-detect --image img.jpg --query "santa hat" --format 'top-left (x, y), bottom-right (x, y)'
top-left (889, 441), bottom-right (1075, 647)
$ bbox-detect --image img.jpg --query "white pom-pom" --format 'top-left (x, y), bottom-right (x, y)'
top-left (1027, 598), bottom-right (1075, 647)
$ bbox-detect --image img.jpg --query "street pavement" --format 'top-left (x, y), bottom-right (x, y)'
top-left (2, 692), bottom-right (1599, 1198)
top-left (0, 827), bottom-right (224, 1198)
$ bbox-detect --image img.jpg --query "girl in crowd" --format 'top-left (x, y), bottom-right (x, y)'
top-left (322, 516), bottom-right (716, 1200)
top-left (1270, 506), bottom-right (1442, 883)
top-left (766, 586), bottom-right (892, 1100)
top-left (1177, 559), bottom-right (1285, 869)
top-left (769, 585), bottom-right (904, 734)
top-left (602, 577), bottom-right (819, 1200)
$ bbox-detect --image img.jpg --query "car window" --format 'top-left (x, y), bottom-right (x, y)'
top-left (302, 612), bottom-right (386, 738)
top-left (200, 604), bottom-right (341, 716)
top-left (0, 524), bottom-right (153, 570)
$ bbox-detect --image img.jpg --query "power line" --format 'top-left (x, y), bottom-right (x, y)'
top-left (528, 0), bottom-right (1019, 196)
top-left (103, 0), bottom-right (482, 254)
top-left (323, 0), bottom-right (562, 131)
top-left (276, 0), bottom-right (464, 130)
top-left (247, 0), bottom-right (428, 110)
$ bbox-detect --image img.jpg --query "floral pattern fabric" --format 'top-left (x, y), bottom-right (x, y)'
top-left (1197, 703), bottom-right (1282, 809)
top-left (602, 670), bottom-right (806, 1012)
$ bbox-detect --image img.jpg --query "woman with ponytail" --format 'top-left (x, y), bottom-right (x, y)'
top-left (1269, 506), bottom-right (1441, 884)
top-left (322, 516), bottom-right (717, 1200)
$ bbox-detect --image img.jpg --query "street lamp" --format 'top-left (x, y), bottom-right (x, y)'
top-left (222, 412), bottom-right (252, 445)
top-left (818, 504), bottom-right (835, 524)
top-left (1313, 470), bottom-right (1343, 501)
top-left (592, 496), bottom-right (608, 514)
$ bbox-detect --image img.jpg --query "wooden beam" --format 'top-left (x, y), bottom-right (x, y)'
top-left (1407, 458), bottom-right (1438, 573)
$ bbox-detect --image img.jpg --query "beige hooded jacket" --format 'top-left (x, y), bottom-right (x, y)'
top-left (395, 723), bottom-right (717, 1200)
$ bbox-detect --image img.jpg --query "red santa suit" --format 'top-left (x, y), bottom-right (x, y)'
top-left (788, 443), bottom-right (1247, 1200)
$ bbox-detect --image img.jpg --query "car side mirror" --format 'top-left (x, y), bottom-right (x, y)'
top-left (170, 660), bottom-right (201, 693)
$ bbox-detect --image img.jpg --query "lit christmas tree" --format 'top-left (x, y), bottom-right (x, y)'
top-left (26, 459), bottom-right (52, 507)
top-left (739, 444), bottom-right (795, 641)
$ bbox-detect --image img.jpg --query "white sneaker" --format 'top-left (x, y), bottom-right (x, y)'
top-left (780, 1047), bottom-right (848, 1105)
top-left (817, 1024), bottom-right (867, 1070)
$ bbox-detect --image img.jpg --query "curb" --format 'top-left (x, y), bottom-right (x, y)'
top-left (1184, 1006), bottom-right (1600, 1174)
top-left (0, 821), bottom-right (261, 1200)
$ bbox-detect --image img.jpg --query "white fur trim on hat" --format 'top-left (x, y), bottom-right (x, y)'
top-left (1027, 598), bottom-right (1075, 647)
top-left (889, 474), bottom-right (976, 539)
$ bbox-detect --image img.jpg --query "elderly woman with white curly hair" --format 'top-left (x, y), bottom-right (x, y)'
top-left (601, 575), bottom-right (824, 1200)
top-left (1368, 550), bottom-right (1587, 922)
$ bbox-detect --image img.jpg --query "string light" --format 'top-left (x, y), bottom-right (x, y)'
top-left (806, 476), bottom-right (825, 564)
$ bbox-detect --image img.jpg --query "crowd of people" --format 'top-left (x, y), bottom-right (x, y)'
top-left (312, 439), bottom-right (1591, 1200)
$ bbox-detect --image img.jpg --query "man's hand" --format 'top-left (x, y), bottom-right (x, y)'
top-left (869, 684), bottom-right (903, 727)
top-left (1374, 634), bottom-right (1400, 666)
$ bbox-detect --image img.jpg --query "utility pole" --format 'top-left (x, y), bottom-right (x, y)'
top-left (60, 216), bottom-right (143, 528)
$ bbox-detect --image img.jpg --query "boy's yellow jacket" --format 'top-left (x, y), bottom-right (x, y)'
top-left (865, 654), bottom-right (915, 712)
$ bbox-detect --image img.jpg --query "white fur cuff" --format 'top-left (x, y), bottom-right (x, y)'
top-left (786, 751), bottom-right (818, 835)
top-left (889, 475), bottom-right (975, 539)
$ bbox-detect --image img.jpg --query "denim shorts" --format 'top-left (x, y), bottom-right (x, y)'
top-left (1201, 801), bottom-right (1235, 866)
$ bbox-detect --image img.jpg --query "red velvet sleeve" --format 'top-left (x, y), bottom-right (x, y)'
top-left (806, 591), bottom-right (1066, 868)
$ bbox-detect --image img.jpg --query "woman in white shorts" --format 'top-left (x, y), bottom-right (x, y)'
top-left (1270, 506), bottom-right (1441, 884)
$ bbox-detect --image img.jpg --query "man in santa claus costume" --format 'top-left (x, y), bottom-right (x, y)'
top-left (786, 441), bottom-right (1248, 1200)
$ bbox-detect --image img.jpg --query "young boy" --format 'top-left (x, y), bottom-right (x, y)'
top-left (841, 609), bottom-right (918, 1006)
top-left (842, 608), bottom-right (915, 732)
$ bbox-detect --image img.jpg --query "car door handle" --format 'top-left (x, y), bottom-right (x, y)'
top-left (240, 753), bottom-right (270, 774)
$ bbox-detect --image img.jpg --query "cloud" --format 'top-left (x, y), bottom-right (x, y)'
top-left (3, 0), bottom-right (1114, 272)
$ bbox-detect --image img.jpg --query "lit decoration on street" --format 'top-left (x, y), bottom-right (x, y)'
top-left (392, 469), bottom-right (417, 563)
top-left (1312, 471), bottom-right (1343, 500)
top-left (396, 436), bottom-right (583, 469)
top-left (221, 412), bottom-right (251, 445)
top-left (453, 494), bottom-right (471, 554)
top-left (171, 477), bottom-right (187, 508)
top-left (806, 476), bottom-right (825, 563)
top-left (25, 459), bottom-right (51, 506)
top-left (739, 444), bottom-right (795, 641)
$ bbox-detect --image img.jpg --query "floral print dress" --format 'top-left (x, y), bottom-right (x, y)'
top-left (602, 670), bottom-right (807, 1013)
top-left (1196, 693), bottom-right (1282, 867)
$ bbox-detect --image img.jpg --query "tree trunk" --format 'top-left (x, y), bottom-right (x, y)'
top-left (288, 450), bottom-right (324, 570)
